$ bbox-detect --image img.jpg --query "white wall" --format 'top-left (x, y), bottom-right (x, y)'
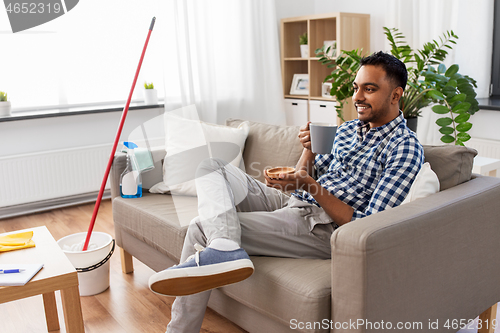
top-left (275, 0), bottom-right (315, 21)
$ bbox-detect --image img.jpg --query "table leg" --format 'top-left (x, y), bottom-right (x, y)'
top-left (478, 303), bottom-right (498, 333)
top-left (42, 292), bottom-right (60, 332)
top-left (60, 285), bottom-right (85, 333)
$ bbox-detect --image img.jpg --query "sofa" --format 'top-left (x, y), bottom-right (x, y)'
top-left (110, 118), bottom-right (500, 333)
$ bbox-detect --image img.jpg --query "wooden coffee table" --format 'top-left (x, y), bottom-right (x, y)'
top-left (0, 226), bottom-right (84, 332)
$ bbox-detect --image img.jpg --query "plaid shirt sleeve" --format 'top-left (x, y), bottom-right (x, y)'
top-left (351, 136), bottom-right (424, 220)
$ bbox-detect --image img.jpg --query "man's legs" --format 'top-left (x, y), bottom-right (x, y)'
top-left (165, 158), bottom-right (291, 332)
top-left (167, 199), bottom-right (334, 333)
top-left (160, 158), bottom-right (335, 332)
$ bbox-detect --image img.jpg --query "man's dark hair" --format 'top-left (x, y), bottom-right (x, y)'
top-left (360, 51), bottom-right (408, 91)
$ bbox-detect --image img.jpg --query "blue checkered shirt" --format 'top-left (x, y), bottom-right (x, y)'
top-left (293, 112), bottom-right (424, 221)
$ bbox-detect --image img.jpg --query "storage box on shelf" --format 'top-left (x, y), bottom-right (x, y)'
top-left (284, 99), bottom-right (308, 126)
top-left (281, 12), bottom-right (370, 126)
top-left (309, 100), bottom-right (337, 124)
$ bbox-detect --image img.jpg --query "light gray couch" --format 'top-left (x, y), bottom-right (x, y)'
top-left (110, 118), bottom-right (500, 333)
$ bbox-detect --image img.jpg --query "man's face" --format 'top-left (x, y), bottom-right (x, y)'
top-left (352, 65), bottom-right (399, 128)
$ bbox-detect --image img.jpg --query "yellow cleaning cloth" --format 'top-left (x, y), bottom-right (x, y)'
top-left (0, 231), bottom-right (36, 252)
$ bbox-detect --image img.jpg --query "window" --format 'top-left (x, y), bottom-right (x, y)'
top-left (0, 0), bottom-right (166, 110)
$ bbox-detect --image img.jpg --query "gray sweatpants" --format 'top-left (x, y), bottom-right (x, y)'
top-left (167, 158), bottom-right (337, 333)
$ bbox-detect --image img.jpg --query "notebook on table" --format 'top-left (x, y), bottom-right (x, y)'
top-left (0, 263), bottom-right (44, 286)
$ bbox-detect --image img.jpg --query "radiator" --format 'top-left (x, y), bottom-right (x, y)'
top-left (0, 144), bottom-right (113, 208)
top-left (467, 138), bottom-right (500, 159)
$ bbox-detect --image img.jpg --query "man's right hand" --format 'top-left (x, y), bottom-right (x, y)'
top-left (298, 122), bottom-right (312, 150)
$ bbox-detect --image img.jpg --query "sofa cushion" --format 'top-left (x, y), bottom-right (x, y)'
top-left (423, 145), bottom-right (477, 191)
top-left (112, 193), bottom-right (199, 262)
top-left (152, 113), bottom-right (250, 197)
top-left (226, 119), bottom-right (303, 183)
top-left (220, 256), bottom-right (332, 328)
top-left (401, 162), bottom-right (440, 204)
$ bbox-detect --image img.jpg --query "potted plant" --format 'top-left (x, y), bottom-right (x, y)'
top-left (143, 82), bottom-right (158, 105)
top-left (0, 91), bottom-right (11, 116)
top-left (315, 27), bottom-right (479, 146)
top-left (299, 32), bottom-right (308, 58)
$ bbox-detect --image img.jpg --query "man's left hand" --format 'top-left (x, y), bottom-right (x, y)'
top-left (264, 169), bottom-right (313, 192)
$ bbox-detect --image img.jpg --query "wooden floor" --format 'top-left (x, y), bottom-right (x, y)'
top-left (0, 200), bottom-right (246, 333)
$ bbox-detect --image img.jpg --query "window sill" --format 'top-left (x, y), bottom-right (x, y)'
top-left (0, 100), bottom-right (165, 123)
top-left (478, 97), bottom-right (500, 111)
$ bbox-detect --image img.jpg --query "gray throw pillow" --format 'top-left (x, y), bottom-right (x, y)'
top-left (423, 145), bottom-right (478, 191)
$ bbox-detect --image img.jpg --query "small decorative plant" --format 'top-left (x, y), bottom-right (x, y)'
top-left (0, 91), bottom-right (7, 102)
top-left (299, 32), bottom-right (307, 45)
top-left (143, 82), bottom-right (158, 105)
top-left (315, 27), bottom-right (479, 146)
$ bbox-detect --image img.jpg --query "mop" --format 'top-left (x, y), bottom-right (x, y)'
top-left (81, 17), bottom-right (156, 251)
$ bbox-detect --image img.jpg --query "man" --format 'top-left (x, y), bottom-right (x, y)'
top-left (149, 51), bottom-right (424, 332)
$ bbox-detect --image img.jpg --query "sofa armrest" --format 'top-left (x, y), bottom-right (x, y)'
top-left (110, 147), bottom-right (166, 199)
top-left (330, 175), bottom-right (500, 332)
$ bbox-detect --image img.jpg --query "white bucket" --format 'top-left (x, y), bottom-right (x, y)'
top-left (57, 232), bottom-right (115, 296)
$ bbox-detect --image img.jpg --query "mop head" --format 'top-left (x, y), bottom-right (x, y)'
top-left (63, 239), bottom-right (98, 252)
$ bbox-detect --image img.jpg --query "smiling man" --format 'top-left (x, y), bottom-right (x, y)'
top-left (149, 51), bottom-right (424, 333)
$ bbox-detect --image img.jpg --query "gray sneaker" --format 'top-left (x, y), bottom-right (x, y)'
top-left (149, 244), bottom-right (254, 296)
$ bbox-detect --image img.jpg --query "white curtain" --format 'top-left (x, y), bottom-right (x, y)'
top-left (162, 0), bottom-right (285, 125)
top-left (387, 0), bottom-right (494, 145)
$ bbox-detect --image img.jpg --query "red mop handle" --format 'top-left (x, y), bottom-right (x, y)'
top-left (82, 17), bottom-right (156, 251)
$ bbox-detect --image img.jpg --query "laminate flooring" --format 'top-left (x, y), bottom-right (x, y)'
top-left (0, 200), bottom-right (246, 333)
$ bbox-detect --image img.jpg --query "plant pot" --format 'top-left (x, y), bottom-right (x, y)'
top-left (0, 101), bottom-right (11, 116)
top-left (144, 89), bottom-right (158, 105)
top-left (300, 44), bottom-right (309, 58)
top-left (406, 116), bottom-right (418, 133)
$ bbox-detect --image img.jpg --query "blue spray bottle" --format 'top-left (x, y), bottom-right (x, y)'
top-left (120, 142), bottom-right (143, 198)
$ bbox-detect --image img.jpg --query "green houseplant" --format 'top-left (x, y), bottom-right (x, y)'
top-left (0, 91), bottom-right (11, 116)
top-left (315, 27), bottom-right (479, 145)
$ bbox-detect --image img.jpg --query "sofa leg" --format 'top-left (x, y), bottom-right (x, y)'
top-left (478, 302), bottom-right (498, 333)
top-left (120, 247), bottom-right (134, 274)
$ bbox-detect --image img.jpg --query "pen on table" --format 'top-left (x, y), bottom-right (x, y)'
top-left (0, 269), bottom-right (25, 274)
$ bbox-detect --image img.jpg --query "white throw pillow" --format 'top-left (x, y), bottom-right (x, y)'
top-left (150, 112), bottom-right (249, 196)
top-left (401, 162), bottom-right (440, 204)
